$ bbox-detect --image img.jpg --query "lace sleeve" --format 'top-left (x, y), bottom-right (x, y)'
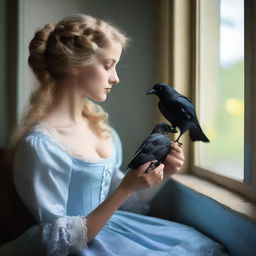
top-left (32, 216), bottom-right (87, 256)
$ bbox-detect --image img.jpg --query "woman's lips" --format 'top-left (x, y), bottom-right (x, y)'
top-left (105, 88), bottom-right (111, 93)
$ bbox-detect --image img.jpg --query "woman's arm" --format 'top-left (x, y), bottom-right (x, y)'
top-left (85, 162), bottom-right (164, 243)
top-left (13, 134), bottom-right (87, 256)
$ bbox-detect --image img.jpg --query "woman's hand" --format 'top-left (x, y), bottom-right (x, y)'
top-left (119, 162), bottom-right (165, 195)
top-left (163, 142), bottom-right (184, 178)
top-left (87, 161), bottom-right (164, 242)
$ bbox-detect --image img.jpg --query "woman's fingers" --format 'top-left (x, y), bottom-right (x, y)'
top-left (124, 162), bottom-right (165, 193)
top-left (143, 163), bottom-right (164, 184)
top-left (169, 143), bottom-right (185, 161)
top-left (171, 142), bottom-right (183, 153)
top-left (136, 162), bottom-right (154, 174)
top-left (166, 154), bottom-right (183, 169)
top-left (168, 151), bottom-right (184, 161)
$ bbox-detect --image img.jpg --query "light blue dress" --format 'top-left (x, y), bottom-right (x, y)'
top-left (0, 122), bottom-right (228, 256)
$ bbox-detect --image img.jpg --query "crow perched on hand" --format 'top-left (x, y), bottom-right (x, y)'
top-left (127, 123), bottom-right (176, 174)
top-left (147, 83), bottom-right (209, 145)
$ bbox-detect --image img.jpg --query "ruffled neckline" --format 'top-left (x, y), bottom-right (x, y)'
top-left (30, 121), bottom-right (116, 164)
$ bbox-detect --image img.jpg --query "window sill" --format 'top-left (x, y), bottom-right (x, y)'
top-left (171, 173), bottom-right (256, 224)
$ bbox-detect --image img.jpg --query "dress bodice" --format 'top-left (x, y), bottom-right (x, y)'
top-left (66, 153), bottom-right (116, 216)
top-left (13, 122), bottom-right (122, 223)
top-left (33, 121), bottom-right (119, 217)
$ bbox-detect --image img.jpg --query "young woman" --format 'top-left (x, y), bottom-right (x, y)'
top-left (0, 14), bottom-right (228, 256)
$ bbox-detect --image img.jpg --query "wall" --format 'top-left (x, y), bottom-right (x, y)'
top-left (0, 0), bottom-right (19, 147)
top-left (0, 0), bottom-right (7, 146)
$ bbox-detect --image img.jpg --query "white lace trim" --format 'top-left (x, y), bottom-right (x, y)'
top-left (31, 121), bottom-right (114, 163)
top-left (81, 217), bottom-right (88, 248)
top-left (40, 216), bottom-right (88, 256)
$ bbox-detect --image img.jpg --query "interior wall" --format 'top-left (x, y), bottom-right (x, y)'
top-left (0, 0), bottom-right (7, 147)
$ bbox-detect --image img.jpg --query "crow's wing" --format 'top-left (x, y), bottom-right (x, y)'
top-left (132, 133), bottom-right (166, 159)
top-left (127, 133), bottom-right (171, 169)
top-left (132, 135), bottom-right (151, 158)
top-left (175, 96), bottom-right (200, 124)
top-left (127, 134), bottom-right (156, 169)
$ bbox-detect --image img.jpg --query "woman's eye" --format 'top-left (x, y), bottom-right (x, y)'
top-left (105, 65), bottom-right (111, 70)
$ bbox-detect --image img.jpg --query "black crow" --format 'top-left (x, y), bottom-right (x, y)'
top-left (147, 82), bottom-right (209, 145)
top-left (127, 123), bottom-right (176, 174)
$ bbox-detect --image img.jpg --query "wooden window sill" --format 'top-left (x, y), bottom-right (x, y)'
top-left (171, 173), bottom-right (256, 224)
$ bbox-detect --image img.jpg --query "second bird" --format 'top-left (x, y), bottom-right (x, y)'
top-left (127, 123), bottom-right (175, 173)
top-left (147, 82), bottom-right (209, 145)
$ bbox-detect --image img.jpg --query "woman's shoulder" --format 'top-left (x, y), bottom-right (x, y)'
top-left (15, 122), bottom-right (72, 162)
top-left (21, 122), bottom-right (62, 149)
top-left (13, 134), bottom-right (73, 176)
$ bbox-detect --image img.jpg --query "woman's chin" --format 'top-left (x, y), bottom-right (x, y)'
top-left (87, 95), bottom-right (107, 102)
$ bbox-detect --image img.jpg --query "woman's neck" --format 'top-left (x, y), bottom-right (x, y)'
top-left (46, 78), bottom-right (86, 126)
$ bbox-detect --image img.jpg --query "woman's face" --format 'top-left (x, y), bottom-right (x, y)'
top-left (75, 41), bottom-right (122, 102)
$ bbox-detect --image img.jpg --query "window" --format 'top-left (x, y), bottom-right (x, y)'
top-left (192, 0), bottom-right (256, 202)
top-left (151, 0), bottom-right (256, 202)
top-left (195, 0), bottom-right (244, 180)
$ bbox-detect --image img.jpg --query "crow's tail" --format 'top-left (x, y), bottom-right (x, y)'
top-left (189, 123), bottom-right (209, 142)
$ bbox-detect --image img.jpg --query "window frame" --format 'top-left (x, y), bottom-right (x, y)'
top-left (156, 0), bottom-right (256, 203)
top-left (191, 0), bottom-right (256, 202)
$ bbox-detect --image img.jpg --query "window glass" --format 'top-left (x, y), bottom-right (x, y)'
top-left (197, 0), bottom-right (244, 180)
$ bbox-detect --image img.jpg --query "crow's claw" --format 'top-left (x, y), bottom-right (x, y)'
top-left (174, 140), bottom-right (183, 147)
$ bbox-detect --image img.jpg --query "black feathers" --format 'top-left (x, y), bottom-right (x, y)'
top-left (147, 82), bottom-right (209, 144)
top-left (127, 123), bottom-right (175, 173)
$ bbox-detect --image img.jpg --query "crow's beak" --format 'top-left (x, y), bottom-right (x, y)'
top-left (146, 88), bottom-right (156, 95)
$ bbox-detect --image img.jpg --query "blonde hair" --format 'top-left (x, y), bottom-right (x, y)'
top-left (10, 14), bottom-right (129, 153)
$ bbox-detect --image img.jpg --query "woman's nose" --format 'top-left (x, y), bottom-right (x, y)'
top-left (110, 70), bottom-right (120, 85)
